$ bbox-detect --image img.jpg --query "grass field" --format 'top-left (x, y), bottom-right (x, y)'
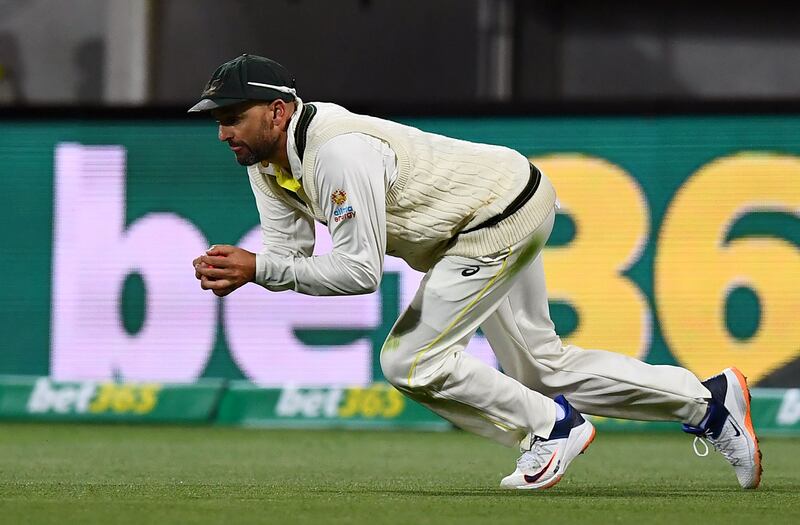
top-left (1, 423), bottom-right (798, 524)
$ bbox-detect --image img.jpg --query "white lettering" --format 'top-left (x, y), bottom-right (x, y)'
top-left (27, 378), bottom-right (97, 414)
top-left (225, 226), bottom-right (377, 386)
top-left (50, 144), bottom-right (217, 381)
top-left (48, 144), bottom-right (495, 385)
top-left (27, 378), bottom-right (55, 413)
top-left (323, 388), bottom-right (343, 417)
top-left (777, 388), bottom-right (800, 426)
top-left (275, 386), bottom-right (303, 417)
top-left (75, 382), bottom-right (97, 412)
top-left (275, 386), bottom-right (343, 418)
top-left (226, 224), bottom-right (496, 386)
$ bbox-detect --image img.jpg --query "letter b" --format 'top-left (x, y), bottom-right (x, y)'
top-left (50, 144), bottom-right (216, 381)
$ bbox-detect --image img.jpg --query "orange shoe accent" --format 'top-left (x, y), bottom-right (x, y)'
top-left (537, 426), bottom-right (596, 491)
top-left (581, 427), bottom-right (597, 454)
top-left (730, 367), bottom-right (763, 489)
top-left (524, 426), bottom-right (597, 490)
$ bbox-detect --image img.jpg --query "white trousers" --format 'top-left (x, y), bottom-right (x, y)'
top-left (380, 210), bottom-right (711, 448)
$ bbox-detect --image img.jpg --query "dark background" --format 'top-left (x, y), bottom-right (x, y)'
top-left (1, 0), bottom-right (800, 111)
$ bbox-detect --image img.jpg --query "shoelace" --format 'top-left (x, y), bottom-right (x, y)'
top-left (517, 439), bottom-right (557, 471)
top-left (691, 429), bottom-right (740, 465)
top-left (691, 436), bottom-right (710, 457)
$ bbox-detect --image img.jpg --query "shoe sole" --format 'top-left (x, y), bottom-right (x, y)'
top-left (729, 367), bottom-right (763, 489)
top-left (514, 422), bottom-right (597, 491)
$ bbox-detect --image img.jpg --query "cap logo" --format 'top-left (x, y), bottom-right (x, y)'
top-left (202, 78), bottom-right (223, 97)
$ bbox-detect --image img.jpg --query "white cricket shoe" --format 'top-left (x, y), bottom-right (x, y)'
top-left (500, 395), bottom-right (595, 490)
top-left (683, 367), bottom-right (762, 489)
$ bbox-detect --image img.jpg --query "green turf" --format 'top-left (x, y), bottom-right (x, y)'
top-left (0, 423), bottom-right (797, 525)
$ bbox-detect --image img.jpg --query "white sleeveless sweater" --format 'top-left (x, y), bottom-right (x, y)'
top-left (251, 103), bottom-right (556, 272)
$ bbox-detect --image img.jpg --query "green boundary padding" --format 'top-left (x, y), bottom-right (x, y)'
top-left (215, 380), bottom-right (450, 431)
top-left (0, 375), bottom-right (225, 424)
top-left (0, 376), bottom-right (798, 435)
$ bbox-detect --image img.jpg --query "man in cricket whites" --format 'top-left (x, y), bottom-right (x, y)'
top-left (190, 54), bottom-right (761, 490)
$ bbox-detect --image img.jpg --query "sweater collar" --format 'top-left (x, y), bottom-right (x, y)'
top-left (284, 97), bottom-right (305, 180)
top-left (256, 97), bottom-right (310, 181)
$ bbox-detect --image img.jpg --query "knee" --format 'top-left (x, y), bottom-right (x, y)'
top-left (379, 343), bottom-right (413, 390)
top-left (531, 338), bottom-right (573, 366)
top-left (380, 342), bottom-right (441, 394)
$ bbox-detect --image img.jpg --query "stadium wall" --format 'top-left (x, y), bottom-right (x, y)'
top-left (0, 113), bottom-right (797, 433)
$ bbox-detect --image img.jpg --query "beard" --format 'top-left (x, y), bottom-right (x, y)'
top-left (231, 116), bottom-right (280, 166)
top-left (232, 135), bottom-right (279, 166)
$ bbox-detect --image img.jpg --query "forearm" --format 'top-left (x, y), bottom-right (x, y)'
top-left (255, 250), bottom-right (381, 295)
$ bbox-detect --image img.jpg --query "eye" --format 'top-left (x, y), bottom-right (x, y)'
top-left (218, 115), bottom-right (241, 126)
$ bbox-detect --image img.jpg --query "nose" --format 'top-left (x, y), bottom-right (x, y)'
top-left (218, 124), bottom-right (233, 142)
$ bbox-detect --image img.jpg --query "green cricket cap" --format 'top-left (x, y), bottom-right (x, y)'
top-left (188, 54), bottom-right (297, 113)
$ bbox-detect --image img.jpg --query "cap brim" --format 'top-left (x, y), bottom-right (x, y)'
top-left (187, 97), bottom-right (248, 113)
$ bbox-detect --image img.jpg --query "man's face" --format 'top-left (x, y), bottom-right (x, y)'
top-left (212, 101), bottom-right (279, 166)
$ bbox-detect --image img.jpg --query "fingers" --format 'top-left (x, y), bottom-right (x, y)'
top-left (193, 245), bottom-right (243, 296)
top-left (206, 244), bottom-right (234, 256)
top-left (196, 265), bottom-right (228, 279)
top-left (198, 272), bottom-right (239, 297)
top-left (199, 254), bottom-right (231, 268)
top-left (193, 256), bottom-right (202, 279)
top-left (200, 275), bottom-right (234, 291)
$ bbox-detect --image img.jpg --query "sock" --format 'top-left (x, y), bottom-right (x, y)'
top-left (696, 402), bottom-right (713, 429)
top-left (683, 399), bottom-right (727, 437)
top-left (554, 401), bottom-right (566, 422)
top-left (547, 396), bottom-right (579, 440)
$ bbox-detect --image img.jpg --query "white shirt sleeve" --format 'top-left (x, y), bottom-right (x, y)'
top-left (249, 175), bottom-right (316, 292)
top-left (255, 133), bottom-right (389, 296)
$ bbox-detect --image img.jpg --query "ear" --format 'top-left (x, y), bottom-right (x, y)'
top-left (271, 100), bottom-right (294, 129)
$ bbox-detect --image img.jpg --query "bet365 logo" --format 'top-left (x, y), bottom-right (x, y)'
top-left (50, 144), bottom-right (799, 386)
top-left (50, 143), bottom-right (497, 386)
top-left (275, 385), bottom-right (405, 419)
top-left (26, 378), bottom-right (160, 415)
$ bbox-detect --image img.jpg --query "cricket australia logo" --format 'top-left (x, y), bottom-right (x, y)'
top-left (331, 189), bottom-right (356, 223)
top-left (331, 190), bottom-right (347, 206)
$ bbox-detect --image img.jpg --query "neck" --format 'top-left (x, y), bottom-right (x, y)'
top-left (269, 102), bottom-right (297, 171)
top-left (271, 131), bottom-right (291, 172)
